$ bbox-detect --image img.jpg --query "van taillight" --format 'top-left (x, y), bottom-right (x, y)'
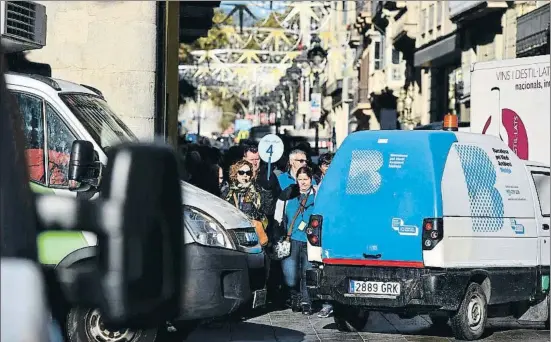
top-left (306, 215), bottom-right (322, 247)
top-left (422, 218), bottom-right (443, 250)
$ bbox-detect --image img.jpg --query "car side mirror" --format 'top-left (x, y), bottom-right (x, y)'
top-left (35, 142), bottom-right (183, 328)
top-left (68, 140), bottom-right (102, 191)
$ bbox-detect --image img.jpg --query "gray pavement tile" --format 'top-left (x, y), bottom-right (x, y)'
top-left (271, 322), bottom-right (317, 335)
top-left (381, 313), bottom-right (432, 334)
top-left (316, 333), bottom-right (363, 341)
top-left (358, 333), bottom-right (408, 342)
top-left (272, 327), bottom-right (308, 342)
top-left (402, 336), bottom-right (452, 342)
top-left (360, 312), bottom-right (398, 334)
top-left (310, 317), bottom-right (337, 332)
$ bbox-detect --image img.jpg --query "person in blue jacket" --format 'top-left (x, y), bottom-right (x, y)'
top-left (277, 149), bottom-right (317, 192)
top-left (274, 166), bottom-right (317, 315)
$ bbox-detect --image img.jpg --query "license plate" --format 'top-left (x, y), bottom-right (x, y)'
top-left (252, 289), bottom-right (267, 308)
top-left (349, 280), bottom-right (401, 296)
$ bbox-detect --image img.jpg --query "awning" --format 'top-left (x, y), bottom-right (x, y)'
top-left (414, 33), bottom-right (460, 68)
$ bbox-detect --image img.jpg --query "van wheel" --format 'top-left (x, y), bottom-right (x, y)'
top-left (66, 307), bottom-right (158, 342)
top-left (450, 283), bottom-right (488, 341)
top-left (429, 313), bottom-right (449, 326)
top-left (333, 305), bottom-right (369, 332)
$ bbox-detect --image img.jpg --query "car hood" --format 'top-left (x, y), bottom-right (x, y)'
top-left (180, 181), bottom-right (252, 230)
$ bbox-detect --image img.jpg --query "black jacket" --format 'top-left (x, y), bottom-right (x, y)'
top-left (254, 163), bottom-right (281, 216)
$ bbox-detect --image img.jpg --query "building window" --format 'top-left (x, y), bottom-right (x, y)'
top-left (392, 67), bottom-right (402, 81)
top-left (392, 48), bottom-right (400, 65)
top-left (374, 41), bottom-right (381, 70)
top-left (342, 1), bottom-right (347, 25)
top-left (428, 4), bottom-right (434, 31)
top-left (421, 8), bottom-right (427, 33)
top-left (437, 1), bottom-right (442, 26)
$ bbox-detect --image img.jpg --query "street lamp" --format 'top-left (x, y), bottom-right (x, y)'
top-left (306, 34), bottom-right (328, 155)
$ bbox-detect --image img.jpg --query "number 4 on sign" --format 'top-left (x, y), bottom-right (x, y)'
top-left (266, 145), bottom-right (273, 181)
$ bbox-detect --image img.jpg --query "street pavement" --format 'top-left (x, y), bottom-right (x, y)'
top-left (185, 307), bottom-right (550, 342)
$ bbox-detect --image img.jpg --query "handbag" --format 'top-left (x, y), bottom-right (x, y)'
top-left (233, 193), bottom-right (269, 247)
top-left (273, 194), bottom-right (309, 260)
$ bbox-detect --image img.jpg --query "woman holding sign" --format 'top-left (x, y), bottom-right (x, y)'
top-left (273, 166), bottom-right (316, 315)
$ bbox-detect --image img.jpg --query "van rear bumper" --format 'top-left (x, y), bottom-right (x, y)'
top-left (306, 265), bottom-right (466, 312)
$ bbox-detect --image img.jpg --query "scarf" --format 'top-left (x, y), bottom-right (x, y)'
top-left (226, 182), bottom-right (261, 211)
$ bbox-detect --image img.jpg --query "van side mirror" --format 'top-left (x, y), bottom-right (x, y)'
top-left (68, 140), bottom-right (102, 190)
top-left (35, 142), bottom-right (183, 328)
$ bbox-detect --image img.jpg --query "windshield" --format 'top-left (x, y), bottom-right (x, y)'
top-left (59, 93), bottom-right (138, 152)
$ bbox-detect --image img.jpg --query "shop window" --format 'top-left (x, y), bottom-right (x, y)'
top-left (46, 105), bottom-right (77, 187)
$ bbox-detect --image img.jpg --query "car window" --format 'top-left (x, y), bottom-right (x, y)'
top-left (531, 172), bottom-right (550, 217)
top-left (46, 104), bottom-right (77, 187)
top-left (12, 92), bottom-right (46, 184)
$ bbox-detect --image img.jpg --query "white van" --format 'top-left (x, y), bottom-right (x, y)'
top-left (305, 129), bottom-right (550, 341)
top-left (6, 72), bottom-right (266, 342)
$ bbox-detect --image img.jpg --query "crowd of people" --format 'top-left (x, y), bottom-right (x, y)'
top-left (178, 137), bottom-right (334, 317)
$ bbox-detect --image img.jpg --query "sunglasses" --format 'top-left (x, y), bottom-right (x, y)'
top-left (238, 170), bottom-right (253, 176)
top-left (294, 159), bottom-right (307, 164)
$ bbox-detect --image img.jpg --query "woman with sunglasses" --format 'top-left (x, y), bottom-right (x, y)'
top-left (222, 160), bottom-right (269, 245)
top-left (275, 166), bottom-right (317, 315)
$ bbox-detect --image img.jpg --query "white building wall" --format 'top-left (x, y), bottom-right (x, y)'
top-left (27, 1), bottom-right (158, 140)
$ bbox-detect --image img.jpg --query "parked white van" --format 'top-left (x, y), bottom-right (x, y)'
top-left (305, 129), bottom-right (550, 341)
top-left (6, 72), bottom-right (266, 342)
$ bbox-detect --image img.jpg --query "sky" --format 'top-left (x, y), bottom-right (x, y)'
top-left (220, 1), bottom-right (288, 24)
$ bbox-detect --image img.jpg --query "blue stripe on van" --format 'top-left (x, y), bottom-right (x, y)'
top-left (316, 131), bottom-right (457, 265)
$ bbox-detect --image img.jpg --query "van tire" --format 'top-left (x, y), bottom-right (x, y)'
top-left (66, 307), bottom-right (158, 342)
top-left (450, 283), bottom-right (488, 341)
top-left (333, 305), bottom-right (369, 332)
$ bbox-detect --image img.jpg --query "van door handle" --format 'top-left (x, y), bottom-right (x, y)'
top-left (363, 253), bottom-right (382, 259)
top-left (543, 224), bottom-right (549, 231)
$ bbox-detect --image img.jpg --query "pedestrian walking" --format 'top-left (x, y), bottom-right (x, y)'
top-left (311, 153), bottom-right (334, 317)
top-left (313, 152), bottom-right (333, 185)
top-left (274, 166), bottom-right (317, 315)
top-left (277, 149), bottom-right (317, 191)
top-left (221, 160), bottom-right (269, 247)
top-left (242, 144), bottom-right (284, 306)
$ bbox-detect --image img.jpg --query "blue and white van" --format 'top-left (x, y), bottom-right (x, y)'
top-left (305, 130), bottom-right (550, 341)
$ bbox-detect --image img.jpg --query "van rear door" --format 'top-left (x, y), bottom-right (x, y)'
top-left (528, 166), bottom-right (550, 266)
top-left (315, 131), bottom-right (457, 267)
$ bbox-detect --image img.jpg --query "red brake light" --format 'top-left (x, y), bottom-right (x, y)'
top-left (422, 218), bottom-right (444, 251)
top-left (424, 221), bottom-right (433, 231)
top-left (307, 215), bottom-right (323, 247)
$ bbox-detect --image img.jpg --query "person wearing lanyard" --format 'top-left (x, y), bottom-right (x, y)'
top-left (276, 166), bottom-right (316, 315)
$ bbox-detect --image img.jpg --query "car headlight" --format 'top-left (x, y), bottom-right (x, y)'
top-left (183, 206), bottom-right (235, 250)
